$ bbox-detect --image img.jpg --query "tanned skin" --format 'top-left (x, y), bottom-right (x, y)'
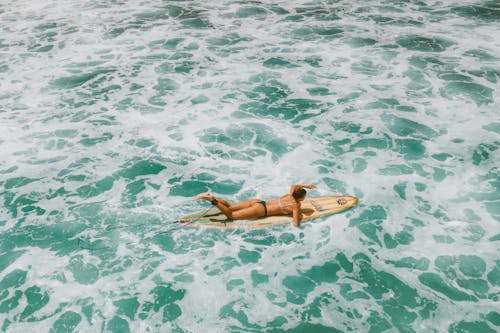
top-left (194, 184), bottom-right (315, 227)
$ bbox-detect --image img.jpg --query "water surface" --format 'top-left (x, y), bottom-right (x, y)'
top-left (0, 0), bottom-right (499, 332)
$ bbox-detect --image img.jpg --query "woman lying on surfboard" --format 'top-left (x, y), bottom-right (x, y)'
top-left (194, 184), bottom-right (316, 227)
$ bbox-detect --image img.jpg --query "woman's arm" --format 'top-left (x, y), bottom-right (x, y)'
top-left (292, 204), bottom-right (301, 227)
top-left (290, 184), bottom-right (316, 193)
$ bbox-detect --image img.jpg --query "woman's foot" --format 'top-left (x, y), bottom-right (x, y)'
top-left (194, 193), bottom-right (214, 201)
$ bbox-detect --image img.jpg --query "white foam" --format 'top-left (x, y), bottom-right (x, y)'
top-left (1, 0), bottom-right (499, 331)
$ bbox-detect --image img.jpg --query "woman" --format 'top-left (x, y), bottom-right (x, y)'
top-left (194, 184), bottom-right (315, 227)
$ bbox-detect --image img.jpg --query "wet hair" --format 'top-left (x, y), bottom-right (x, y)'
top-left (293, 188), bottom-right (307, 200)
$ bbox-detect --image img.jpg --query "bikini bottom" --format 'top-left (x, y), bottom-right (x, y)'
top-left (258, 201), bottom-right (268, 217)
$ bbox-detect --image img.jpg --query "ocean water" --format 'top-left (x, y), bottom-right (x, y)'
top-left (0, 0), bottom-right (499, 332)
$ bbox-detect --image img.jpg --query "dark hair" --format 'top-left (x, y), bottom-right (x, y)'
top-left (293, 188), bottom-right (307, 200)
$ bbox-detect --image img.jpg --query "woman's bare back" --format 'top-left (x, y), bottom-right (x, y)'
top-left (265, 194), bottom-right (298, 216)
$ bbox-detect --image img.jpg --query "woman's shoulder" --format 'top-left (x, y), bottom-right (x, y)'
top-left (280, 194), bottom-right (298, 205)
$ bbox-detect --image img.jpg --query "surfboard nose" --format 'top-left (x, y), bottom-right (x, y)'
top-left (337, 196), bottom-right (358, 207)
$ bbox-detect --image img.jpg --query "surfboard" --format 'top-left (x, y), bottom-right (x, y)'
top-left (179, 195), bottom-right (358, 229)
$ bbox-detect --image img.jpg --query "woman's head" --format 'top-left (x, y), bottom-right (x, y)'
top-left (292, 188), bottom-right (307, 201)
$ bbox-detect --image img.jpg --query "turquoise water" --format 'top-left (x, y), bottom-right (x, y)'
top-left (0, 0), bottom-right (499, 332)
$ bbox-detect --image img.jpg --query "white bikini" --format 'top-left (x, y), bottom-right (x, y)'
top-left (278, 197), bottom-right (294, 214)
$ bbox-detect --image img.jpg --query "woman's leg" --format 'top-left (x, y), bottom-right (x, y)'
top-left (194, 193), bottom-right (233, 219)
top-left (208, 197), bottom-right (259, 211)
top-left (209, 201), bottom-right (264, 221)
top-left (194, 193), bottom-right (262, 220)
top-left (215, 197), bottom-right (231, 207)
top-left (195, 193), bottom-right (231, 207)
top-left (194, 193), bottom-right (260, 211)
